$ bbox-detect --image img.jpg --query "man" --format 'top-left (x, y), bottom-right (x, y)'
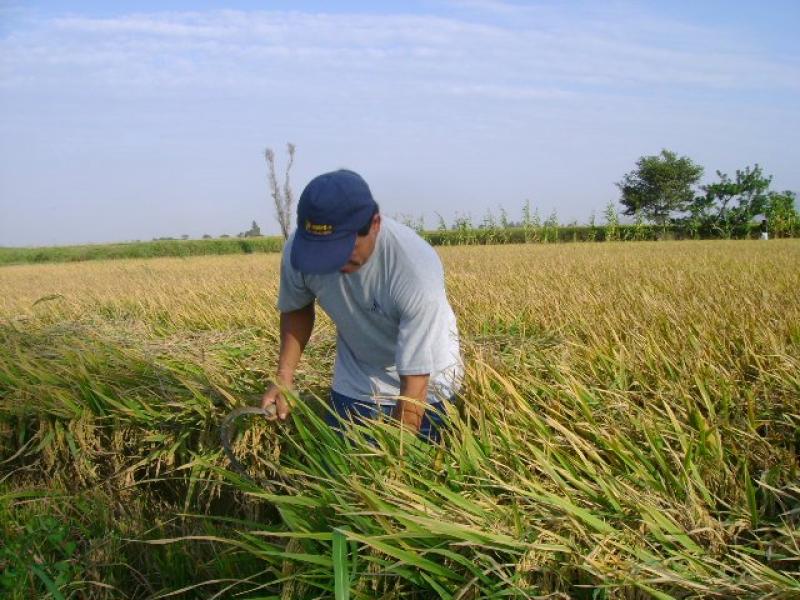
top-left (260, 169), bottom-right (462, 439)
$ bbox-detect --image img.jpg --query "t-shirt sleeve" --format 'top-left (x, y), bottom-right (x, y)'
top-left (277, 245), bottom-right (315, 312)
top-left (395, 290), bottom-right (446, 376)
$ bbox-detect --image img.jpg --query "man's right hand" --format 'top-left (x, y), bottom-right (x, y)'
top-left (264, 304), bottom-right (315, 422)
top-left (261, 382), bottom-right (292, 421)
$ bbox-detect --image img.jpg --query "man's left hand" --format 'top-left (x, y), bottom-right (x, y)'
top-left (394, 373), bottom-right (430, 433)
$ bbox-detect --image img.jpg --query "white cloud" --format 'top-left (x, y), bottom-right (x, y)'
top-left (2, 7), bottom-right (798, 97)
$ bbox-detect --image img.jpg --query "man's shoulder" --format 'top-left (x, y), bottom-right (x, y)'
top-left (279, 232), bottom-right (308, 283)
top-left (380, 218), bottom-right (444, 293)
top-left (381, 217), bottom-right (437, 259)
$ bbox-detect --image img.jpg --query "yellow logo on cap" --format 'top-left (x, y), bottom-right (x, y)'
top-left (305, 220), bottom-right (333, 235)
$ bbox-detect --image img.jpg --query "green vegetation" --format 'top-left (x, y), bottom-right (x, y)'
top-left (5, 217), bottom-right (800, 267)
top-left (617, 149), bottom-right (704, 226)
top-left (0, 236), bottom-right (284, 265)
top-left (687, 165), bottom-right (772, 239)
top-left (2, 242), bottom-right (799, 597)
top-left (618, 150), bottom-right (799, 237)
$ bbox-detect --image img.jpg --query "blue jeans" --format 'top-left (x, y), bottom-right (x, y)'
top-left (325, 390), bottom-right (451, 443)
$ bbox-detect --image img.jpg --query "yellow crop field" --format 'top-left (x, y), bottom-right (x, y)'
top-left (2, 240), bottom-right (799, 598)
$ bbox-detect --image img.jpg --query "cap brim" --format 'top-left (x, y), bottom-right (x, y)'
top-left (290, 230), bottom-right (357, 274)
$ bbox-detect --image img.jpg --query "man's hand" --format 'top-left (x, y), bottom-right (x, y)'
top-left (260, 303), bottom-right (315, 421)
top-left (392, 399), bottom-right (425, 431)
top-left (392, 373), bottom-right (430, 433)
top-left (261, 381), bottom-right (292, 421)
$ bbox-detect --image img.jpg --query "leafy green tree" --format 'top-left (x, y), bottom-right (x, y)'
top-left (765, 190), bottom-right (799, 238)
top-left (690, 165), bottom-right (771, 238)
top-left (617, 149), bottom-right (703, 226)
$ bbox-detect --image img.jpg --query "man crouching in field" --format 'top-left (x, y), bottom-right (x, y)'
top-left (260, 169), bottom-right (462, 441)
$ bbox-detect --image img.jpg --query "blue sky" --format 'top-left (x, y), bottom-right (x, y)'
top-left (1, 0), bottom-right (798, 246)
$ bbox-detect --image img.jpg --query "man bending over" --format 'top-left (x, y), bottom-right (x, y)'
top-left (260, 169), bottom-right (462, 440)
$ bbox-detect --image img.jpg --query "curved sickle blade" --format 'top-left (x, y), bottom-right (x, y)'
top-left (219, 405), bottom-right (277, 479)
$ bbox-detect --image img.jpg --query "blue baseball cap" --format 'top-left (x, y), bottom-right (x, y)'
top-left (291, 169), bottom-right (378, 274)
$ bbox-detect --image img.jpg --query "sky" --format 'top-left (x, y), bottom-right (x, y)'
top-left (1, 0), bottom-right (798, 246)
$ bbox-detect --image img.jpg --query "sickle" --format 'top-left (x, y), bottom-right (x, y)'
top-left (219, 404), bottom-right (278, 481)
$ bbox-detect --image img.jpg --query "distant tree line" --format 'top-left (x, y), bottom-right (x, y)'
top-left (616, 149), bottom-right (798, 239)
top-left (156, 147), bottom-right (797, 246)
top-left (152, 220), bottom-right (264, 242)
top-left (394, 149), bottom-right (798, 241)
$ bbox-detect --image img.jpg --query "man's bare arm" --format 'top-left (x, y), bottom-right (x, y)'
top-left (393, 373), bottom-right (430, 432)
top-left (261, 303), bottom-right (315, 419)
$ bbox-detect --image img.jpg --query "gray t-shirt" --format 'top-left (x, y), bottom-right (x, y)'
top-left (278, 217), bottom-right (462, 405)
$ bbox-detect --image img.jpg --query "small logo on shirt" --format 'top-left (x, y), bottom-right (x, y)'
top-left (370, 300), bottom-right (381, 312)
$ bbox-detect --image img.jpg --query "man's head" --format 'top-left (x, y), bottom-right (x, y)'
top-left (291, 170), bottom-right (381, 275)
top-left (340, 209), bottom-right (381, 274)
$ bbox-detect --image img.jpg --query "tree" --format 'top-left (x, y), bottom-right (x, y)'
top-left (617, 149), bottom-right (703, 226)
top-left (265, 143), bottom-right (296, 240)
top-left (689, 165), bottom-right (771, 238)
top-left (765, 190), bottom-right (799, 238)
top-left (241, 221), bottom-right (262, 238)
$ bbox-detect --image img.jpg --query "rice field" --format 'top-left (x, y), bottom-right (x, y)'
top-left (1, 240), bottom-right (799, 599)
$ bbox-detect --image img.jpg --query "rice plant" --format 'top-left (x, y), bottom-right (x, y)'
top-left (1, 240), bottom-right (798, 598)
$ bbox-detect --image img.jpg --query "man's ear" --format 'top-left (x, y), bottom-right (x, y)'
top-left (373, 213), bottom-right (382, 233)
